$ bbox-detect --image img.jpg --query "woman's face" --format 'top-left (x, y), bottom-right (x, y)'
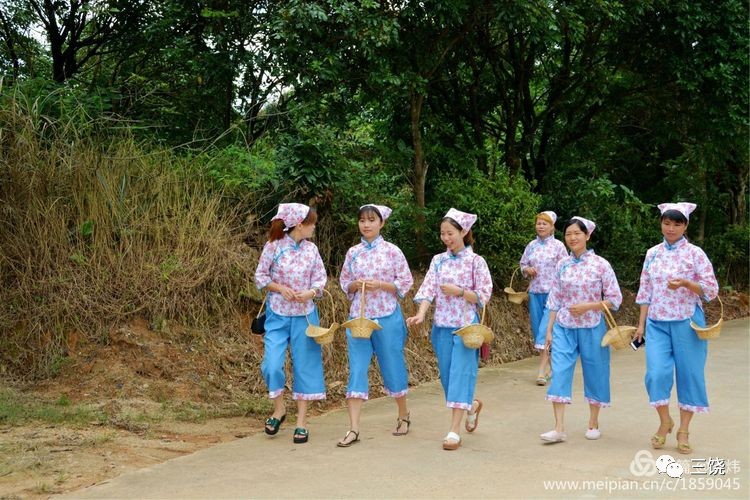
top-left (440, 221), bottom-right (466, 253)
top-left (358, 211), bottom-right (384, 241)
top-left (535, 218), bottom-right (554, 238)
top-left (564, 223), bottom-right (590, 255)
top-left (661, 218), bottom-right (687, 244)
top-left (298, 221), bottom-right (316, 240)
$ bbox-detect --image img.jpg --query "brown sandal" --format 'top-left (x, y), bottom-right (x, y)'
top-left (465, 399), bottom-right (483, 433)
top-left (337, 430), bottom-right (360, 447)
top-left (392, 412), bottom-right (410, 436)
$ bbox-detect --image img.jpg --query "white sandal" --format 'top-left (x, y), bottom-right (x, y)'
top-left (443, 431), bottom-right (461, 451)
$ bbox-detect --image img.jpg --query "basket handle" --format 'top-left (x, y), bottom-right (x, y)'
top-left (306, 288), bottom-right (334, 326)
top-left (510, 267), bottom-right (520, 289)
top-left (600, 301), bottom-right (618, 330)
top-left (256, 296), bottom-right (267, 319)
top-left (461, 299), bottom-right (488, 327)
top-left (716, 295), bottom-right (724, 318)
top-left (359, 282), bottom-right (367, 319)
top-left (510, 266), bottom-right (531, 292)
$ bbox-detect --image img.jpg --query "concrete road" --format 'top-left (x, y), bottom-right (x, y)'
top-left (63, 319), bottom-right (749, 499)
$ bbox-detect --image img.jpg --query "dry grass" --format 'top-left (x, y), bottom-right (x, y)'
top-left (0, 87), bottom-right (258, 378)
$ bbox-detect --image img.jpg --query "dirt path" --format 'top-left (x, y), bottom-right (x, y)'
top-left (0, 416), bottom-right (268, 498)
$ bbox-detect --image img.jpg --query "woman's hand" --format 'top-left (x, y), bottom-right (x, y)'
top-left (364, 280), bottom-right (384, 291)
top-left (667, 278), bottom-right (686, 290)
top-left (544, 330), bottom-right (552, 351)
top-left (293, 289), bottom-right (316, 302)
top-left (524, 266), bottom-right (538, 278)
top-left (277, 285), bottom-right (296, 301)
top-left (347, 280), bottom-right (364, 293)
top-left (634, 326), bottom-right (644, 342)
top-left (440, 284), bottom-right (463, 297)
top-left (405, 313), bottom-right (425, 327)
top-left (568, 302), bottom-right (592, 316)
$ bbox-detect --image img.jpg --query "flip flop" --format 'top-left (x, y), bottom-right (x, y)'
top-left (264, 414), bottom-right (286, 436)
top-left (337, 430), bottom-right (360, 447)
top-left (465, 399), bottom-right (483, 433)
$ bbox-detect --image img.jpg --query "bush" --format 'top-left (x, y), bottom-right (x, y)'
top-left (704, 223), bottom-right (750, 290)
top-left (542, 176), bottom-right (658, 288)
top-left (428, 168), bottom-right (541, 283)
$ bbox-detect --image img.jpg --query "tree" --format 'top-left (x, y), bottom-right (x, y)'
top-left (24, 0), bottom-right (145, 83)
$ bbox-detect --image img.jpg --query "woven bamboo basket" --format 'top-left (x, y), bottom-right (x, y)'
top-left (503, 267), bottom-right (529, 305)
top-left (454, 305), bottom-right (494, 350)
top-left (691, 295), bottom-right (723, 340)
top-left (340, 283), bottom-right (382, 339)
top-left (305, 289), bottom-right (340, 345)
top-left (600, 302), bottom-right (637, 350)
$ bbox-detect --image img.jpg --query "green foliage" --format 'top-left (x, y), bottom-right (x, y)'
top-left (543, 175), bottom-right (658, 286)
top-left (201, 143), bottom-right (277, 194)
top-left (276, 119), bottom-right (342, 197)
top-left (429, 168), bottom-right (541, 281)
top-left (704, 224), bottom-right (750, 287)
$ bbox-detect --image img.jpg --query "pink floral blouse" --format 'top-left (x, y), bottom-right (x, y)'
top-left (520, 236), bottom-right (568, 294)
top-left (414, 247), bottom-right (493, 328)
top-left (254, 235), bottom-right (327, 316)
top-left (636, 237), bottom-right (718, 321)
top-left (546, 250), bottom-right (623, 328)
top-left (340, 236), bottom-right (413, 319)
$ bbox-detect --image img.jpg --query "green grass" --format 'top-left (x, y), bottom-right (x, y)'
top-left (0, 386), bottom-right (271, 431)
top-left (0, 388), bottom-right (107, 427)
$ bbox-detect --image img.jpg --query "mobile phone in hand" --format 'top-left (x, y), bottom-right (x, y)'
top-left (630, 336), bottom-right (645, 350)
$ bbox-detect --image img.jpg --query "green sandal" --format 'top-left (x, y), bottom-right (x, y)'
top-left (293, 427), bottom-right (309, 444)
top-left (264, 414), bottom-right (286, 436)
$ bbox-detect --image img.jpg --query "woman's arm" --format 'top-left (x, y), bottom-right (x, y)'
top-left (635, 304), bottom-right (649, 341)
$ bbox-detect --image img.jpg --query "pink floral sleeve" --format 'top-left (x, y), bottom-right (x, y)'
top-left (635, 247), bottom-right (656, 305)
top-left (391, 245), bottom-right (413, 299)
top-left (692, 247), bottom-right (719, 301)
top-left (254, 241), bottom-right (275, 290)
top-left (601, 259), bottom-right (623, 310)
top-left (471, 256), bottom-right (493, 308)
top-left (309, 243), bottom-right (327, 297)
top-left (546, 262), bottom-right (564, 312)
top-left (414, 255), bottom-right (440, 303)
top-left (339, 247), bottom-right (357, 300)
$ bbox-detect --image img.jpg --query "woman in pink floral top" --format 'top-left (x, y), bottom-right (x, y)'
top-left (540, 216), bottom-right (622, 444)
top-left (254, 203), bottom-right (327, 444)
top-left (406, 208), bottom-right (493, 451)
top-left (520, 210), bottom-right (568, 385)
top-left (336, 204), bottom-right (414, 447)
top-left (634, 202), bottom-right (718, 455)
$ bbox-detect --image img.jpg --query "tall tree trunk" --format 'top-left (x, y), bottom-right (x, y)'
top-left (410, 90), bottom-right (429, 261)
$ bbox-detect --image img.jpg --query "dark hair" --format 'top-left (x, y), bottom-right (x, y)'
top-left (562, 218), bottom-right (589, 235)
top-left (358, 205), bottom-right (383, 221)
top-left (660, 209), bottom-right (688, 225)
top-left (269, 207), bottom-right (318, 242)
top-left (441, 217), bottom-right (474, 246)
